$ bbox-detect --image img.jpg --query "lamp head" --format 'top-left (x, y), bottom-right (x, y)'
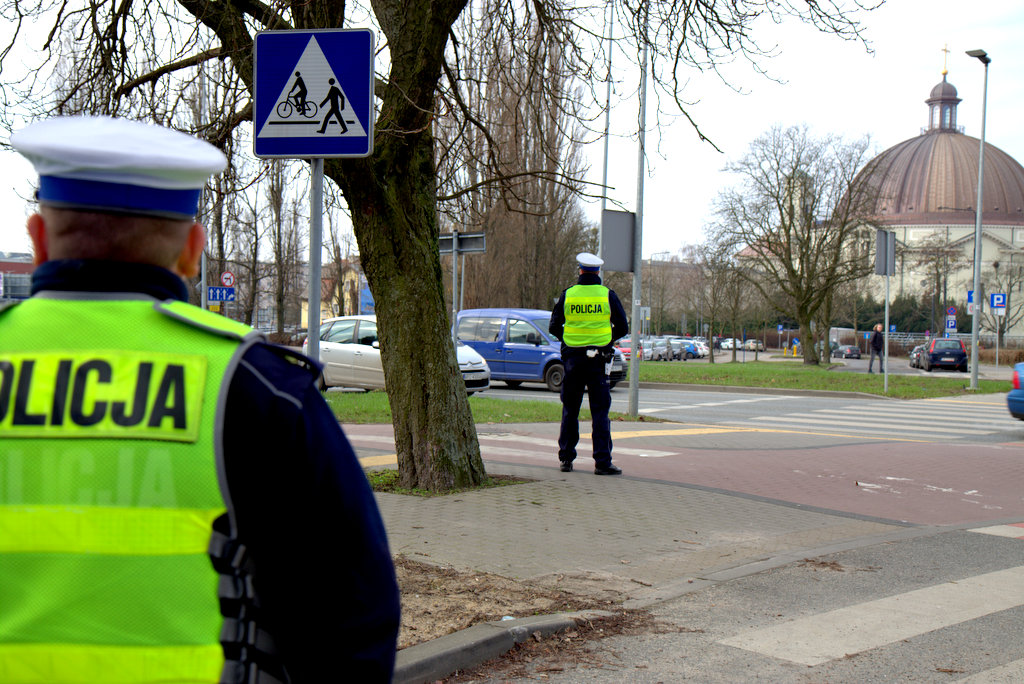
top-left (966, 49), bottom-right (991, 65)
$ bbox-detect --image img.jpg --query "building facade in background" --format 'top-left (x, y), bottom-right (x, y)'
top-left (856, 69), bottom-right (1024, 336)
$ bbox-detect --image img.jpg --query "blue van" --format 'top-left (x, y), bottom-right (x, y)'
top-left (455, 308), bottom-right (626, 392)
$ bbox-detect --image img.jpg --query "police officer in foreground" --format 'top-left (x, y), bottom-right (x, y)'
top-left (549, 252), bottom-right (629, 475)
top-left (2, 116), bottom-right (399, 682)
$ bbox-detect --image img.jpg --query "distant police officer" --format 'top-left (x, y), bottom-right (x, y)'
top-left (2, 116), bottom-right (399, 682)
top-left (549, 253), bottom-right (629, 475)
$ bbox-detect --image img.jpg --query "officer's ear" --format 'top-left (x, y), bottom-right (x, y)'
top-left (27, 213), bottom-right (49, 266)
top-left (173, 222), bottom-right (206, 279)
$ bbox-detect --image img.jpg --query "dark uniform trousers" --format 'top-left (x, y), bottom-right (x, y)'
top-left (558, 352), bottom-right (612, 468)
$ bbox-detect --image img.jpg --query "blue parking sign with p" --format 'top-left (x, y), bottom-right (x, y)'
top-left (990, 293), bottom-right (1006, 308)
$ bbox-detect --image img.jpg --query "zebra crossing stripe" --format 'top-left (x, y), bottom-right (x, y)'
top-left (968, 523), bottom-right (1024, 539)
top-left (718, 565), bottom-right (1024, 666)
top-left (955, 657), bottom-right (1024, 682)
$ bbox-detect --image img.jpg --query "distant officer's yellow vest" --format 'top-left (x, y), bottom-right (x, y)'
top-left (563, 284), bottom-right (612, 347)
top-left (0, 295), bottom-right (256, 683)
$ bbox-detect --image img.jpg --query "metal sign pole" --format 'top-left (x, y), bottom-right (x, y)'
top-left (627, 31), bottom-right (648, 418)
top-left (451, 231), bottom-right (459, 346)
top-left (308, 158), bottom-right (324, 362)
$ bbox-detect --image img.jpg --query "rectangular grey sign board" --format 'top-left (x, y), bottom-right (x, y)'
top-left (601, 209), bottom-right (635, 273)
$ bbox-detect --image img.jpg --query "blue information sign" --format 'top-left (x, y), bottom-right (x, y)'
top-left (990, 293), bottom-right (1006, 308)
top-left (208, 286), bottom-right (236, 302)
top-left (253, 29), bottom-right (375, 158)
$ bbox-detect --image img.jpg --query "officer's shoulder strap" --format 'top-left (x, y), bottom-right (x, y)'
top-left (154, 300), bottom-right (265, 343)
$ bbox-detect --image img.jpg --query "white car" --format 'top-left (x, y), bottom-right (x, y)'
top-left (303, 315), bottom-right (490, 393)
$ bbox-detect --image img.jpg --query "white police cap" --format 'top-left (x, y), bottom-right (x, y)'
top-left (576, 252), bottom-right (603, 270)
top-left (11, 115), bottom-right (227, 220)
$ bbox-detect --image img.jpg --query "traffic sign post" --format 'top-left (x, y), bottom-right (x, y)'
top-left (253, 28), bottom-right (375, 363)
top-left (990, 293), bottom-right (1007, 368)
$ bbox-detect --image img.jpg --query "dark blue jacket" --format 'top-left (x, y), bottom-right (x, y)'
top-left (30, 259), bottom-right (400, 682)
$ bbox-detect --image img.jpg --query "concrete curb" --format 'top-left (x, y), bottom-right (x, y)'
top-left (393, 610), bottom-right (615, 684)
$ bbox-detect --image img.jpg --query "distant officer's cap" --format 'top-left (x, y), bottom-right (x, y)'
top-left (11, 115), bottom-right (226, 220)
top-left (576, 252), bottom-right (603, 271)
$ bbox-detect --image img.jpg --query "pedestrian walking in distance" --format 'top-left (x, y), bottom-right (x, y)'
top-left (868, 323), bottom-right (885, 373)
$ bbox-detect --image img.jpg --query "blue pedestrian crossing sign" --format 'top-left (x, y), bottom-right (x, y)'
top-left (253, 29), bottom-right (375, 158)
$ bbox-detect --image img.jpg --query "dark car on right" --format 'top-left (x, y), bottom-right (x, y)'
top-left (921, 338), bottom-right (968, 372)
top-left (832, 345), bottom-right (861, 359)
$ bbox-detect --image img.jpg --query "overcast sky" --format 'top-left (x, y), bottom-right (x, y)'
top-left (2, 1), bottom-right (1022, 259)
top-left (591, 1), bottom-right (1024, 260)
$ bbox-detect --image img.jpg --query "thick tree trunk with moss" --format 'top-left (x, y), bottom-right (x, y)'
top-left (331, 0), bottom-right (483, 489)
top-left (328, 137), bottom-right (484, 489)
top-left (186, 0), bottom-right (484, 489)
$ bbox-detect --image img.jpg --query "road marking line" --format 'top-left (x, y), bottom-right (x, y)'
top-left (956, 657), bottom-right (1024, 682)
top-left (842, 406), bottom-right (1013, 423)
top-left (360, 453), bottom-right (396, 466)
top-left (718, 565), bottom-right (1024, 666)
top-left (611, 427), bottom-right (758, 438)
top-left (968, 523), bottom-right (1024, 539)
top-left (690, 397), bottom-right (794, 407)
top-left (746, 415), bottom-right (990, 435)
top-left (810, 409), bottom-right (1014, 429)
top-left (925, 398), bottom-right (1006, 406)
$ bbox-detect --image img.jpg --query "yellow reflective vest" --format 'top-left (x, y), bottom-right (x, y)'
top-left (0, 295), bottom-right (257, 683)
top-left (563, 284), bottom-right (612, 347)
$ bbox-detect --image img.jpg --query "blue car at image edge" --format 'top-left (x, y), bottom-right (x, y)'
top-left (1008, 362), bottom-right (1024, 421)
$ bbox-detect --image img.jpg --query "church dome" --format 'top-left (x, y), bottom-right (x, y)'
top-left (928, 78), bottom-right (959, 102)
top-left (861, 133), bottom-right (1024, 226)
top-left (855, 73), bottom-right (1024, 227)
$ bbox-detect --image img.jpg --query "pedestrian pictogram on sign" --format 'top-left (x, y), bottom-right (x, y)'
top-left (253, 29), bottom-right (374, 158)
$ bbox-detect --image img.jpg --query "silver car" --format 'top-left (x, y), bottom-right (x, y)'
top-left (303, 315), bottom-right (490, 393)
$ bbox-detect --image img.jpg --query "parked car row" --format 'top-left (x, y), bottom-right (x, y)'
top-left (623, 335), bottom-right (709, 361)
top-left (718, 337), bottom-right (766, 351)
top-left (303, 315), bottom-right (492, 393)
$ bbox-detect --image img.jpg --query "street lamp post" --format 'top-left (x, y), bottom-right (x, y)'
top-left (967, 48), bottom-right (990, 390)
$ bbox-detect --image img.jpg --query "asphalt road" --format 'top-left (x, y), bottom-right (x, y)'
top-left (454, 379), bottom-right (1024, 682)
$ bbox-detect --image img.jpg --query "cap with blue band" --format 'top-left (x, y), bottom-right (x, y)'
top-left (12, 115), bottom-right (226, 220)
top-left (576, 252), bottom-right (603, 271)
